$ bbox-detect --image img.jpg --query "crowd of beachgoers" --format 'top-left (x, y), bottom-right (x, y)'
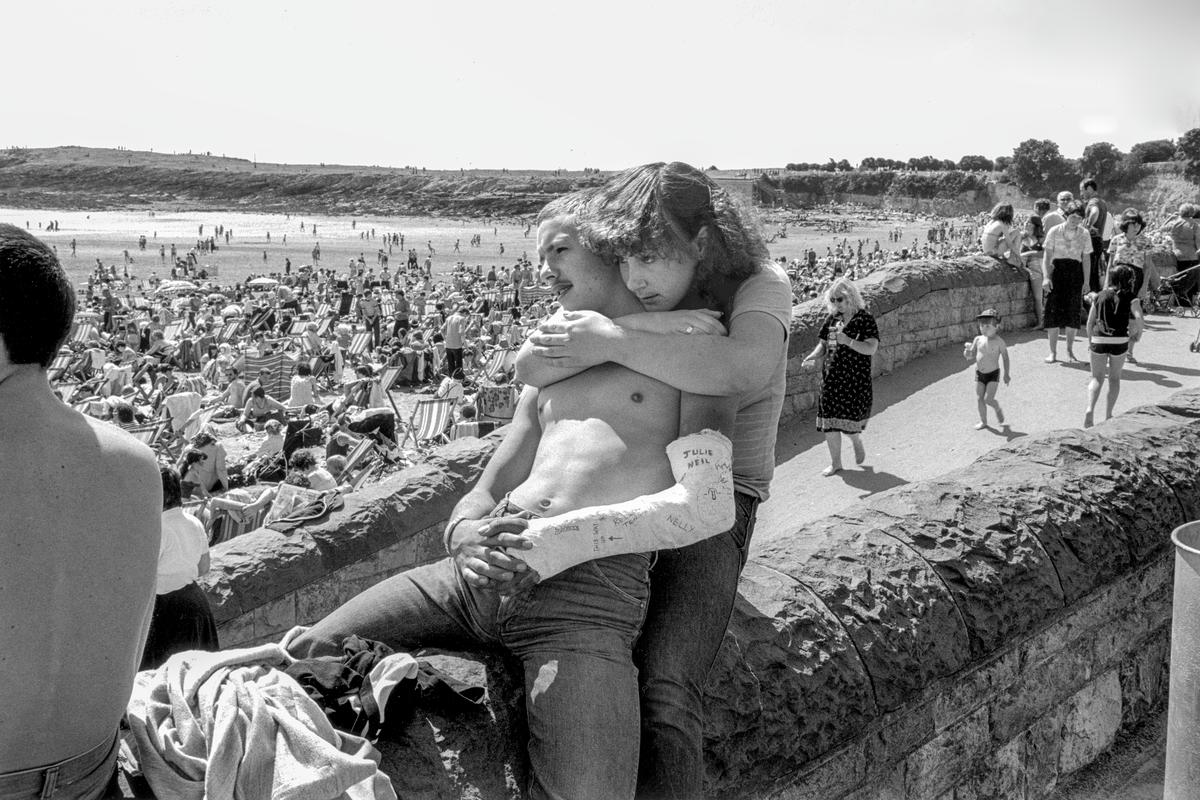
top-left (44, 192), bottom-right (1196, 546)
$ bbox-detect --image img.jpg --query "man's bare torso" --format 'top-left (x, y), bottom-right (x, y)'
top-left (510, 363), bottom-right (680, 517)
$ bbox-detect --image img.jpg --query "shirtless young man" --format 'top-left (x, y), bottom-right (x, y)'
top-left (0, 225), bottom-right (161, 799)
top-left (288, 199), bottom-right (735, 800)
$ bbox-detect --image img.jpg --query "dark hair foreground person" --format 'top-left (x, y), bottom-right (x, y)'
top-left (0, 224), bottom-right (161, 798)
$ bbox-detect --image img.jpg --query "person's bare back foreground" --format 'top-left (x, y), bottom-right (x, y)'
top-left (0, 224), bottom-right (161, 798)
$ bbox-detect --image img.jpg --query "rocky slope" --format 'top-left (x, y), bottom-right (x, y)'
top-left (0, 146), bottom-right (605, 218)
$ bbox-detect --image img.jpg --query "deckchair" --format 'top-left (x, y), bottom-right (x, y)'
top-left (399, 397), bottom-right (455, 450)
top-left (377, 365), bottom-right (405, 418)
top-left (347, 461), bottom-right (381, 492)
top-left (347, 331), bottom-right (373, 359)
top-left (242, 352), bottom-right (298, 400)
top-left (313, 317), bottom-right (333, 337)
top-left (216, 321), bottom-right (242, 343)
top-left (379, 299), bottom-right (395, 318)
top-left (125, 419), bottom-right (173, 453)
top-left (315, 303), bottom-right (332, 319)
top-left (47, 351), bottom-right (74, 383)
top-left (162, 320), bottom-right (186, 341)
top-left (340, 437), bottom-right (377, 477)
top-left (478, 347), bottom-right (516, 384)
top-left (70, 322), bottom-right (98, 346)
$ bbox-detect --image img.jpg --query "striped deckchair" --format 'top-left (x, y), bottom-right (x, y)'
top-left (287, 318), bottom-right (307, 335)
top-left (242, 352), bottom-right (298, 400)
top-left (377, 365), bottom-right (404, 418)
top-left (217, 321), bottom-right (242, 343)
top-left (341, 437), bottom-right (376, 477)
top-left (379, 299), bottom-right (395, 318)
top-left (125, 419), bottom-right (171, 451)
top-left (478, 347), bottom-right (516, 383)
top-left (399, 397), bottom-right (455, 450)
top-left (162, 321), bottom-right (186, 341)
top-left (347, 331), bottom-right (373, 358)
top-left (70, 322), bottom-right (98, 345)
top-left (47, 351), bottom-right (73, 382)
top-left (315, 303), bottom-right (331, 318)
top-left (313, 317), bottom-right (332, 337)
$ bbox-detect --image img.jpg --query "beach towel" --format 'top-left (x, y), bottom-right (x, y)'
top-left (126, 642), bottom-right (397, 800)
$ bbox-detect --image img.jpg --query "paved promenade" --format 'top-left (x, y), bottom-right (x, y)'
top-left (755, 310), bottom-right (1200, 549)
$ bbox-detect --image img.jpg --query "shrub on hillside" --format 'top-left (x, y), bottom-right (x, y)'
top-left (1178, 128), bottom-right (1200, 182)
top-left (1130, 139), bottom-right (1176, 164)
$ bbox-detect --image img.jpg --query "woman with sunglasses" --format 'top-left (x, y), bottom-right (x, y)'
top-left (802, 277), bottom-right (880, 475)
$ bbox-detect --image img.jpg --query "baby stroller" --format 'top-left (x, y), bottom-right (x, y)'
top-left (1150, 263), bottom-right (1200, 318)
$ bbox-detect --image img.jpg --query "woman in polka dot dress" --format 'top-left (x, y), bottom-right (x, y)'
top-left (802, 277), bottom-right (880, 475)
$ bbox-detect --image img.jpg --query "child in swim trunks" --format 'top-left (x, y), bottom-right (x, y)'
top-left (963, 308), bottom-right (1011, 429)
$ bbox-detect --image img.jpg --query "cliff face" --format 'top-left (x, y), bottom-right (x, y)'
top-left (0, 147), bottom-right (603, 217)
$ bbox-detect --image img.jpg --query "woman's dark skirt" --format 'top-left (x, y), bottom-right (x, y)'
top-left (1043, 258), bottom-right (1084, 329)
top-left (140, 581), bottom-right (219, 670)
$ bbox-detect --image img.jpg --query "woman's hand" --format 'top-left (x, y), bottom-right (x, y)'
top-left (526, 310), bottom-right (620, 367)
top-left (1043, 279), bottom-right (1053, 293)
top-left (835, 329), bottom-right (853, 346)
top-left (619, 309), bottom-right (726, 336)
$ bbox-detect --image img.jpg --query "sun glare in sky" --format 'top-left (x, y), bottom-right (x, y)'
top-left (5, 0), bottom-right (1197, 170)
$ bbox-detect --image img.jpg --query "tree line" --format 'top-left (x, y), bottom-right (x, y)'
top-left (784, 130), bottom-right (1200, 197)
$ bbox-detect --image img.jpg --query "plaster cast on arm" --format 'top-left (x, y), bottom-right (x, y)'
top-left (515, 429), bottom-right (735, 580)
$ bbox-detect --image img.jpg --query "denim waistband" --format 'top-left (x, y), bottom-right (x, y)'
top-left (0, 733), bottom-right (118, 800)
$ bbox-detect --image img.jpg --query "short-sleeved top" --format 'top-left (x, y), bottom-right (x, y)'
top-left (443, 313), bottom-right (466, 349)
top-left (1043, 222), bottom-right (1093, 263)
top-left (158, 508), bottom-right (208, 594)
top-left (1107, 232), bottom-right (1154, 270)
top-left (730, 261), bottom-right (794, 501)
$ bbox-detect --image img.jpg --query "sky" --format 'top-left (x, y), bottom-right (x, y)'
top-left (5, 0), bottom-right (1199, 171)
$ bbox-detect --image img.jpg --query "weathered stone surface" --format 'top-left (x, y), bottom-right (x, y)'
top-left (903, 706), bottom-right (989, 800)
top-left (1057, 670), bottom-right (1123, 775)
top-left (378, 651), bottom-right (526, 800)
top-left (1118, 626), bottom-right (1170, 732)
top-left (202, 435), bottom-right (497, 623)
top-left (754, 519), bottom-right (969, 711)
top-left (992, 632), bottom-right (1096, 744)
top-left (852, 481), bottom-right (1064, 656)
top-left (956, 433), bottom-right (1143, 603)
top-left (700, 561), bottom-right (876, 795)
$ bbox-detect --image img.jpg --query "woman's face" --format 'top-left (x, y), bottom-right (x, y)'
top-left (1127, 222), bottom-right (1143, 237)
top-left (621, 249), bottom-right (699, 312)
top-left (1065, 213), bottom-right (1083, 229)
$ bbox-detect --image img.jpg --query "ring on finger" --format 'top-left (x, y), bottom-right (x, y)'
top-left (685, 325), bottom-right (695, 334)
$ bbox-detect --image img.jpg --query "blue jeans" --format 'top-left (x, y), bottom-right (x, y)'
top-left (0, 735), bottom-right (118, 800)
top-left (289, 501), bottom-right (651, 800)
top-left (634, 491), bottom-right (760, 800)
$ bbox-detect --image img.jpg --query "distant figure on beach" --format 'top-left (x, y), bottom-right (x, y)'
top-left (0, 224), bottom-right (161, 796)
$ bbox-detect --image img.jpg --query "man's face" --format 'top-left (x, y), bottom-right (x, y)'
top-left (536, 216), bottom-right (627, 313)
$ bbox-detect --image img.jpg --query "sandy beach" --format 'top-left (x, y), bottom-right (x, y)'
top-left (0, 205), bottom-right (961, 291)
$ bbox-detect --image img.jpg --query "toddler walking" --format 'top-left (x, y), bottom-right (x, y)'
top-left (963, 308), bottom-right (1011, 429)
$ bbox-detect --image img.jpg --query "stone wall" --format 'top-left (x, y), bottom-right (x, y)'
top-left (201, 254), bottom-right (1189, 798)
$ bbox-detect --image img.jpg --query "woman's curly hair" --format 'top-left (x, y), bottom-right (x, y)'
top-left (576, 162), bottom-right (769, 314)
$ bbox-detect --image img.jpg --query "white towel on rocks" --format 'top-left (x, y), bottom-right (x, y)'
top-left (126, 641), bottom-right (397, 800)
